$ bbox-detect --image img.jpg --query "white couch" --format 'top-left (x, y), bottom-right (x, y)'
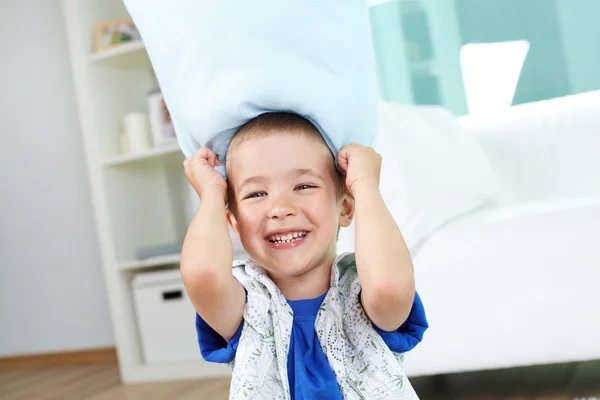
top-left (402, 91), bottom-right (600, 376)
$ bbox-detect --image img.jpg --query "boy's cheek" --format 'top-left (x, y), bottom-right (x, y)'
top-left (235, 217), bottom-right (260, 243)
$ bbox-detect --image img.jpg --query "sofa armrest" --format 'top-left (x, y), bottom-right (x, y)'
top-left (459, 91), bottom-right (600, 203)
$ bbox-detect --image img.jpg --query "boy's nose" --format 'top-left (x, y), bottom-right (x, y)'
top-left (267, 198), bottom-right (297, 219)
top-left (268, 206), bottom-right (296, 219)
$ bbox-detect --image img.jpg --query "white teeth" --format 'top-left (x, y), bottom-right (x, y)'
top-left (269, 231), bottom-right (307, 243)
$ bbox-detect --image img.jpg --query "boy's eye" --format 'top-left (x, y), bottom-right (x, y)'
top-left (295, 184), bottom-right (316, 191)
top-left (245, 192), bottom-right (267, 199)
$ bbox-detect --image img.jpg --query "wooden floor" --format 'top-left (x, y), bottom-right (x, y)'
top-left (0, 360), bottom-right (598, 399)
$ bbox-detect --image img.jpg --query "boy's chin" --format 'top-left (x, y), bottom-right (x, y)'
top-left (257, 255), bottom-right (315, 277)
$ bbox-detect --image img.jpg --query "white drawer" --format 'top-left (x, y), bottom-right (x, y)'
top-left (132, 269), bottom-right (203, 364)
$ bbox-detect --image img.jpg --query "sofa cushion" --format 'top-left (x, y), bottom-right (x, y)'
top-left (459, 91), bottom-right (600, 202)
top-left (338, 102), bottom-right (500, 252)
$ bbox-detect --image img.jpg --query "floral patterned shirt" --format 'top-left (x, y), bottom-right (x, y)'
top-left (197, 253), bottom-right (428, 399)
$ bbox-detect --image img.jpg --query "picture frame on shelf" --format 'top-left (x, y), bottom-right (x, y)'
top-left (94, 17), bottom-right (140, 52)
top-left (147, 91), bottom-right (177, 147)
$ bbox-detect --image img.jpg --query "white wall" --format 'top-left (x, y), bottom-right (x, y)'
top-left (0, 0), bottom-right (114, 356)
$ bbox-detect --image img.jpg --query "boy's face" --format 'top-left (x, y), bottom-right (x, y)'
top-left (226, 132), bottom-right (353, 279)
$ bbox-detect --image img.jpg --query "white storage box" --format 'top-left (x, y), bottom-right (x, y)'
top-left (132, 269), bottom-right (204, 364)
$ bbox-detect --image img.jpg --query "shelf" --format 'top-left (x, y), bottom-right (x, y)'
top-left (120, 249), bottom-right (249, 271)
top-left (103, 143), bottom-right (182, 167)
top-left (88, 40), bottom-right (150, 68)
top-left (120, 253), bottom-right (181, 270)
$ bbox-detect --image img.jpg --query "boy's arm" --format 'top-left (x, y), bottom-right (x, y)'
top-left (339, 145), bottom-right (415, 332)
top-left (180, 149), bottom-right (245, 341)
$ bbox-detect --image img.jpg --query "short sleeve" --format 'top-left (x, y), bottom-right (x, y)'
top-left (195, 313), bottom-right (244, 364)
top-left (373, 291), bottom-right (428, 353)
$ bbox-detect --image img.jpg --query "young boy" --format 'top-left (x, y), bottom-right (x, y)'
top-left (181, 112), bottom-right (427, 399)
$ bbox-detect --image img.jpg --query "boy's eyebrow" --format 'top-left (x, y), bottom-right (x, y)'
top-left (292, 168), bottom-right (324, 179)
top-left (238, 175), bottom-right (267, 191)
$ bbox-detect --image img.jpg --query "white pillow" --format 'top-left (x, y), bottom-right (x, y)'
top-left (124, 0), bottom-right (378, 177)
top-left (338, 101), bottom-right (500, 254)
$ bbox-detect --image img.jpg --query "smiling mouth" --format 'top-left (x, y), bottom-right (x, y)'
top-left (267, 231), bottom-right (308, 244)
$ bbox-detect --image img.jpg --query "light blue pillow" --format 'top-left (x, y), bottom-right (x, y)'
top-left (125, 0), bottom-right (378, 176)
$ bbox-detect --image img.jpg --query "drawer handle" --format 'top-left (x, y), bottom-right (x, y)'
top-left (162, 290), bottom-right (183, 301)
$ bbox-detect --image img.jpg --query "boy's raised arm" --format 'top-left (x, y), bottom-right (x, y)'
top-left (180, 148), bottom-right (245, 341)
top-left (338, 145), bottom-right (415, 332)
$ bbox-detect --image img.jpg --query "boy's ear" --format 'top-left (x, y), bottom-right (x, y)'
top-left (338, 194), bottom-right (355, 228)
top-left (226, 207), bottom-right (242, 242)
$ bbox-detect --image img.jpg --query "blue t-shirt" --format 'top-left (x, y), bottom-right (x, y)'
top-left (286, 292), bottom-right (341, 399)
top-left (195, 291), bottom-right (427, 399)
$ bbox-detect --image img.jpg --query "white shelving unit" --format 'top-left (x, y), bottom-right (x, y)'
top-left (61, 0), bottom-right (238, 383)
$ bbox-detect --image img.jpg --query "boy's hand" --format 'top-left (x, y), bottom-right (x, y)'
top-left (183, 147), bottom-right (227, 201)
top-left (337, 144), bottom-right (381, 197)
